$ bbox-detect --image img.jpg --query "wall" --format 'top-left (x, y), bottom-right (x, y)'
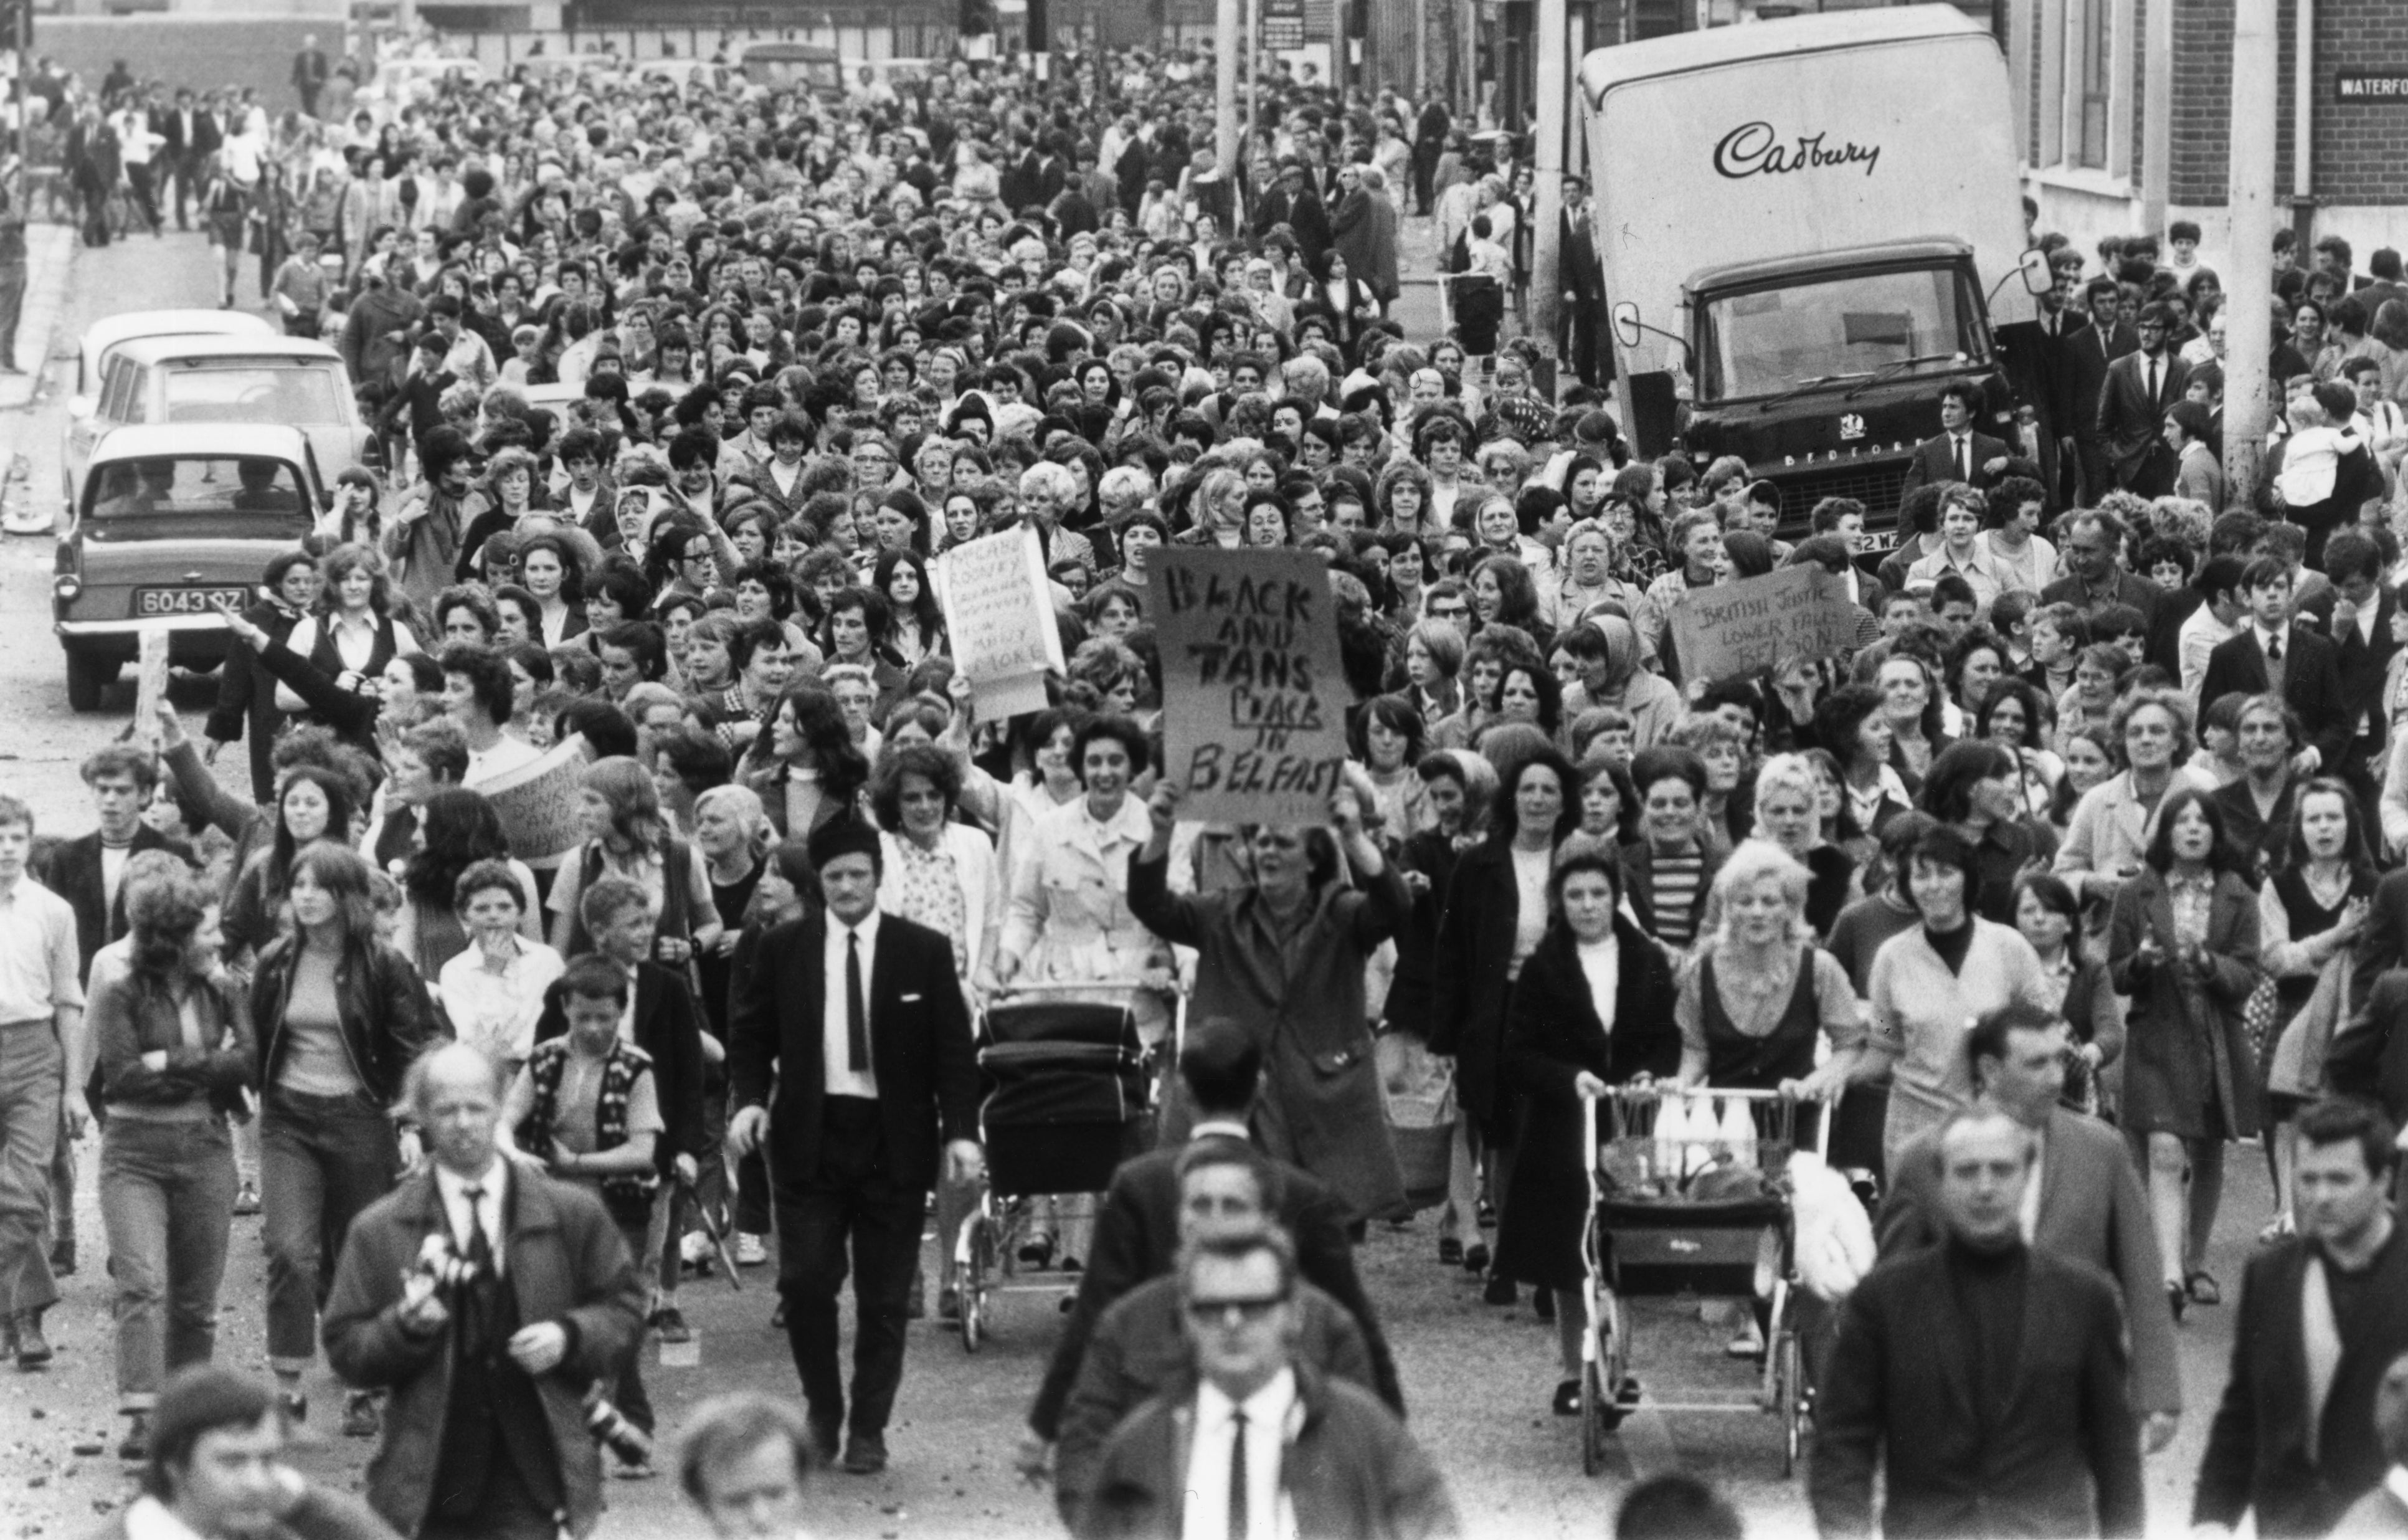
top-left (34, 14), bottom-right (348, 102)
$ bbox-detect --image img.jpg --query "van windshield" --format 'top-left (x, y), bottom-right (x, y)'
top-left (1697, 265), bottom-right (1986, 403)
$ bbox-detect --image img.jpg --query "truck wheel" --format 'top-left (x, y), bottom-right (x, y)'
top-left (64, 648), bottom-right (115, 711)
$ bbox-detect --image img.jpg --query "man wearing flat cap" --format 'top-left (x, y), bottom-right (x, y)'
top-left (726, 819), bottom-right (982, 1478)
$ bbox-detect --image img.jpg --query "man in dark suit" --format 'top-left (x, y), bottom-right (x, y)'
top-left (2197, 555), bottom-right (2349, 777)
top-left (533, 874), bottom-right (708, 1341)
top-left (1558, 177), bottom-right (1608, 387)
top-left (1019, 1018), bottom-right (1403, 1488)
top-left (1076, 1228), bottom-right (1458, 1540)
top-left (2044, 508), bottom-right (2182, 677)
top-left (2194, 1097), bottom-right (2408, 1539)
top-left (2294, 529), bottom-right (2397, 809)
top-left (36, 744), bottom-right (196, 988)
top-left (1877, 1003), bottom-right (2182, 1447)
top-left (1900, 381), bottom-right (2013, 494)
top-left (323, 1043), bottom-right (645, 1540)
top-left (2098, 302), bottom-right (2190, 494)
top-left (290, 35), bottom-right (329, 118)
top-left (1251, 161), bottom-right (1331, 272)
top-left (726, 820), bottom-right (980, 1476)
top-left (1813, 1105), bottom-right (2146, 1539)
top-left (1052, 1155), bottom-right (1380, 1526)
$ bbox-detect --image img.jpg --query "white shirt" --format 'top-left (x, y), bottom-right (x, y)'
top-left (435, 937), bottom-right (563, 1067)
top-left (823, 908), bottom-right (881, 1099)
top-left (2179, 604), bottom-right (2241, 695)
top-left (123, 1496), bottom-right (211, 1540)
top-left (1576, 934), bottom-right (1621, 1033)
top-left (101, 841), bottom-right (131, 920)
top-left (2019, 1123), bottom-right (2046, 1243)
top-left (1183, 1368), bottom-right (1301, 1540)
top-left (435, 1157), bottom-right (510, 1276)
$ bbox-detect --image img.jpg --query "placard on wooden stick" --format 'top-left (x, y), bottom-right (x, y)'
top-left (938, 525), bottom-right (1063, 720)
top-left (1667, 566), bottom-right (1861, 684)
top-left (1154, 548), bottom-right (1350, 825)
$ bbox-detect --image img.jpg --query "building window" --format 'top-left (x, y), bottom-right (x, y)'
top-left (2074, 0), bottom-right (2110, 168)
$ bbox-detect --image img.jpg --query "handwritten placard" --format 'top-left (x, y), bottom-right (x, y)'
top-left (1667, 566), bottom-right (1860, 683)
top-left (938, 525), bottom-right (1063, 719)
top-left (483, 734), bottom-right (594, 872)
top-left (1154, 548), bottom-right (1349, 826)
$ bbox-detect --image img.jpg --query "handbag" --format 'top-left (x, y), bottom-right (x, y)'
top-left (2240, 969), bottom-right (2283, 1063)
top-left (1375, 1033), bottom-right (1458, 1212)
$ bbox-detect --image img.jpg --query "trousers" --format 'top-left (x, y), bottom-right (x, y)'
top-left (772, 1096), bottom-right (926, 1437)
top-left (100, 1115), bottom-right (237, 1404)
top-left (0, 1025), bottom-right (62, 1321)
top-left (260, 1086), bottom-right (397, 1368)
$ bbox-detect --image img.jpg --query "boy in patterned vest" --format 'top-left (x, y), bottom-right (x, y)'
top-left (503, 953), bottom-right (666, 1478)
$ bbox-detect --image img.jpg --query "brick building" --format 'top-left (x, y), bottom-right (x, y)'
top-left (2010, 0), bottom-right (2408, 277)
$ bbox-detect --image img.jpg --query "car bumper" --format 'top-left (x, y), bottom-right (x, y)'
top-left (55, 614), bottom-right (237, 637)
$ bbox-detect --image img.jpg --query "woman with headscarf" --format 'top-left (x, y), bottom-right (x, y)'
top-left (1562, 615), bottom-right (1683, 749)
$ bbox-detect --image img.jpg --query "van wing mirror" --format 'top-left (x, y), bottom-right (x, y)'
top-left (2019, 247), bottom-right (2054, 297)
top-left (1613, 302), bottom-right (1642, 351)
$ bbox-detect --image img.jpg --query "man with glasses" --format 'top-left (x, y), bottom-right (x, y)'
top-left (2098, 301), bottom-right (2189, 495)
top-left (1074, 1227), bottom-right (1456, 1539)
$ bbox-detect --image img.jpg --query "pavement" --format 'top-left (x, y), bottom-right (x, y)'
top-left (0, 226), bottom-right (2282, 1540)
top-left (0, 224), bottom-right (77, 417)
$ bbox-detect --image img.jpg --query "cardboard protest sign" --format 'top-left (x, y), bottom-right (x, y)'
top-left (938, 525), bottom-right (1063, 719)
top-left (1667, 566), bottom-right (1859, 683)
top-left (130, 626), bottom-right (173, 747)
top-left (483, 734), bottom-right (593, 871)
top-left (1154, 548), bottom-right (1350, 826)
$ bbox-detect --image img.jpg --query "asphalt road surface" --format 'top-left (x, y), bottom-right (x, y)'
top-left (0, 231), bottom-right (2275, 1540)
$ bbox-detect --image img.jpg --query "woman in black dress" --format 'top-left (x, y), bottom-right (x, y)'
top-left (1492, 851), bottom-right (1678, 1414)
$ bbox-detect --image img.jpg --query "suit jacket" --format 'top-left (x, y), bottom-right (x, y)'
top-left (34, 826), bottom-right (196, 984)
top-left (2194, 1231), bottom-right (2408, 1536)
top-left (727, 909), bottom-right (975, 1193)
top-left (1810, 1243), bottom-right (2145, 1539)
top-left (190, 110), bottom-right (223, 157)
top-left (531, 960), bottom-right (708, 1169)
top-left (2199, 624), bottom-right (2349, 777)
top-left (2325, 968), bottom-right (2408, 1126)
top-left (2053, 318), bottom-right (2116, 442)
top-left (1028, 1133), bottom-right (1401, 1440)
top-left (2348, 867), bottom-right (2408, 1018)
top-left (1078, 1365), bottom-right (1458, 1540)
top-left (2097, 349), bottom-right (2189, 482)
top-left (1055, 1278), bottom-right (1374, 1526)
top-left (321, 1166), bottom-right (645, 1540)
top-left (1900, 428), bottom-right (2012, 493)
top-left (1874, 1108), bottom-right (2179, 1415)
top-left (2297, 586), bottom-right (2400, 747)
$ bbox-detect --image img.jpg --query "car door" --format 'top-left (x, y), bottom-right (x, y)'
top-left (63, 357), bottom-right (128, 507)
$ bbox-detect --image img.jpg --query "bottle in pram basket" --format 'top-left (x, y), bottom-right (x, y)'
top-left (977, 987), bottom-right (1153, 1197)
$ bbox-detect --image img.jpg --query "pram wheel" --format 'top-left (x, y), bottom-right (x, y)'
top-left (959, 1209), bottom-right (997, 1354)
top-left (1579, 1356), bottom-right (1609, 1476)
top-left (1777, 1328), bottom-right (1804, 1476)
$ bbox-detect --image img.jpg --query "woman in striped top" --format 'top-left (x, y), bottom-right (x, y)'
top-left (1619, 746), bottom-right (1724, 966)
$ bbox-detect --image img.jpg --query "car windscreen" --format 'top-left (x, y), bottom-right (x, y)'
top-left (82, 455), bottom-right (315, 540)
top-left (163, 364), bottom-right (344, 425)
top-left (1697, 266), bottom-right (1986, 404)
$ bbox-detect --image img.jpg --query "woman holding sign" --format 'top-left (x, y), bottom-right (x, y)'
top-left (1127, 769), bottom-right (1412, 1223)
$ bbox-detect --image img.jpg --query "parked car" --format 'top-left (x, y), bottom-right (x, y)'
top-left (66, 311), bottom-right (276, 516)
top-left (63, 335), bottom-right (369, 521)
top-left (52, 425), bottom-right (325, 711)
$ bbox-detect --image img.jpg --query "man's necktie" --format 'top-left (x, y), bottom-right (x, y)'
top-left (460, 1186), bottom-right (491, 1270)
top-left (846, 932), bottom-right (868, 1073)
top-left (1956, 436), bottom-right (1970, 482)
top-left (1228, 1409), bottom-right (1249, 1540)
top-left (2146, 358), bottom-right (2159, 405)
top-left (2268, 634), bottom-right (2283, 662)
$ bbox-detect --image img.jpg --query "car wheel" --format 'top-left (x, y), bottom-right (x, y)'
top-left (64, 647), bottom-right (114, 711)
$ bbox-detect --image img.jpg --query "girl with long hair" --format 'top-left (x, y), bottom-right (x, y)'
top-left (250, 843), bottom-right (434, 1430)
top-left (274, 543), bottom-right (420, 722)
top-left (741, 680), bottom-right (872, 843)
top-left (91, 859), bottom-right (254, 1457)
top-left (875, 549), bottom-right (947, 667)
top-left (547, 756), bottom-right (722, 962)
top-left (220, 766), bottom-right (359, 966)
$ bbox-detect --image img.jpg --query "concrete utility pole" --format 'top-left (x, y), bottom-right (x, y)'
top-left (2224, 0), bottom-right (2278, 498)
top-left (1530, 0), bottom-right (1566, 379)
top-left (2139, 0), bottom-right (2171, 233)
top-left (1216, 0), bottom-right (1239, 171)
